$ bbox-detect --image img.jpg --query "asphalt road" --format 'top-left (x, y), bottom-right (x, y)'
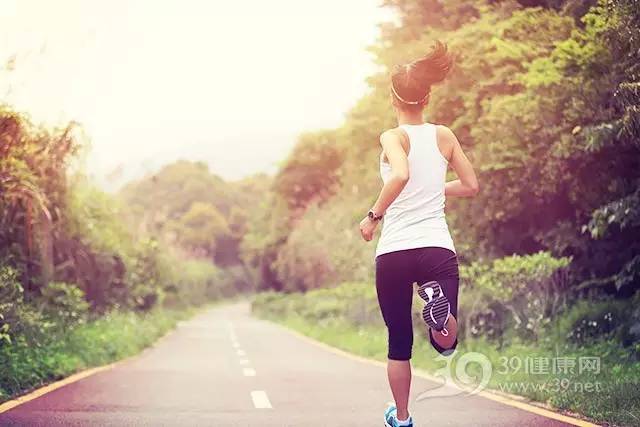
top-left (1, 302), bottom-right (576, 426)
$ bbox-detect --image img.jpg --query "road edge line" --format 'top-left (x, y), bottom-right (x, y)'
top-left (264, 319), bottom-right (600, 427)
top-left (0, 363), bottom-right (115, 414)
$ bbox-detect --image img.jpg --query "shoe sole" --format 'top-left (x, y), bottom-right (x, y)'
top-left (418, 281), bottom-right (450, 332)
top-left (417, 280), bottom-right (441, 301)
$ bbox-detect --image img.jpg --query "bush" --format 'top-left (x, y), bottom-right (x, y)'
top-left (0, 265), bottom-right (23, 344)
top-left (214, 265), bottom-right (252, 297)
top-left (459, 252), bottom-right (571, 344)
top-left (125, 239), bottom-right (169, 311)
top-left (164, 260), bottom-right (220, 307)
top-left (253, 282), bottom-right (383, 329)
top-left (552, 293), bottom-right (640, 352)
top-left (270, 192), bottom-right (377, 291)
top-left (38, 282), bottom-right (89, 326)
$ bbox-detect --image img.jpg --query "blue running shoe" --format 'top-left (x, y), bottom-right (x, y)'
top-left (384, 404), bottom-right (413, 427)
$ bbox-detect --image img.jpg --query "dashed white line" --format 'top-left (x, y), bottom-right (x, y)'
top-left (250, 390), bottom-right (272, 409)
top-left (228, 321), bottom-right (259, 381)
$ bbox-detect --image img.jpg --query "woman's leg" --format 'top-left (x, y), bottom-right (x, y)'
top-left (387, 360), bottom-right (412, 420)
top-left (375, 251), bottom-right (415, 420)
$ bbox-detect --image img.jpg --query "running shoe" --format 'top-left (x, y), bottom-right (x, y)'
top-left (384, 404), bottom-right (413, 427)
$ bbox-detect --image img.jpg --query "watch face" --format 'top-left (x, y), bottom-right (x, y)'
top-left (368, 210), bottom-right (375, 219)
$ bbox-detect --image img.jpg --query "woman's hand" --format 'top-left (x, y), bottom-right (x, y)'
top-left (359, 216), bottom-right (379, 241)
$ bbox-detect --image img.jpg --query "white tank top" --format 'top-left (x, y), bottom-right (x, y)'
top-left (375, 123), bottom-right (456, 258)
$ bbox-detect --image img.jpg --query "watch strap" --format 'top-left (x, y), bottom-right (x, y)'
top-left (368, 209), bottom-right (383, 221)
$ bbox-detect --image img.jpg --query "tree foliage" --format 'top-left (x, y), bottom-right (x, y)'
top-left (118, 160), bottom-right (269, 271)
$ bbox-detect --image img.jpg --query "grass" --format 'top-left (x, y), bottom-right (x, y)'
top-left (0, 307), bottom-right (195, 403)
top-left (252, 283), bottom-right (640, 427)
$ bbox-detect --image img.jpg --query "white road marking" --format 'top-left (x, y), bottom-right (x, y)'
top-left (243, 368), bottom-right (256, 377)
top-left (250, 390), bottom-right (272, 409)
top-left (232, 341), bottom-right (240, 348)
top-left (239, 358), bottom-right (250, 365)
top-left (237, 349), bottom-right (246, 357)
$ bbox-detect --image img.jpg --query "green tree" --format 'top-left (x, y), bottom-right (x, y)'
top-left (171, 202), bottom-right (230, 258)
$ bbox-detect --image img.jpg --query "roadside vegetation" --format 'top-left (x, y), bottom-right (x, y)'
top-left (0, 89), bottom-right (260, 401)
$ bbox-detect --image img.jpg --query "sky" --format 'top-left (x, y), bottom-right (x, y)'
top-left (0, 0), bottom-right (391, 189)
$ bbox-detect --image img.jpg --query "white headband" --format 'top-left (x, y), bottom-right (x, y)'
top-left (390, 81), bottom-right (430, 105)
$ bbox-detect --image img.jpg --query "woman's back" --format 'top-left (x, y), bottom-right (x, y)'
top-left (376, 122), bottom-right (455, 257)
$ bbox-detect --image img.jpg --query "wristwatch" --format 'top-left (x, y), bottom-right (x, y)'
top-left (368, 209), bottom-right (384, 221)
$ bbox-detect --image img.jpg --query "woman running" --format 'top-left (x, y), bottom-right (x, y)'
top-left (359, 41), bottom-right (479, 427)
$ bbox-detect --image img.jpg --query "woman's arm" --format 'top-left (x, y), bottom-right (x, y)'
top-left (438, 126), bottom-right (479, 198)
top-left (360, 129), bottom-right (409, 241)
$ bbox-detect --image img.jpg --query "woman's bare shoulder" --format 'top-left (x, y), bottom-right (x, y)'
top-left (434, 123), bottom-right (456, 161)
top-left (434, 123), bottom-right (457, 139)
top-left (380, 126), bottom-right (404, 138)
top-left (380, 127), bottom-right (409, 145)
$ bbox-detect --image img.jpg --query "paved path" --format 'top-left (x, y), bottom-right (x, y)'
top-left (1, 302), bottom-right (575, 426)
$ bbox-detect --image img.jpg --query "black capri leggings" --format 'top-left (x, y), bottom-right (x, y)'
top-left (375, 247), bottom-right (459, 361)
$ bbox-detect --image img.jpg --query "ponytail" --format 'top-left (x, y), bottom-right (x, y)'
top-left (391, 40), bottom-right (453, 106)
top-left (412, 40), bottom-right (453, 87)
